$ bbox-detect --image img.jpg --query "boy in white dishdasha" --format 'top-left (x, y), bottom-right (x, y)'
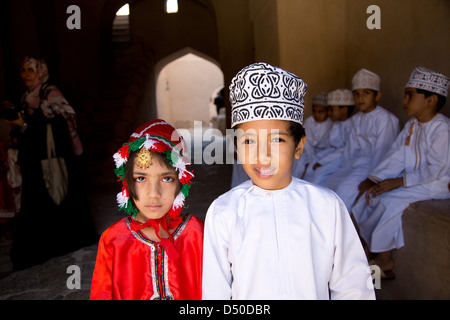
top-left (292, 92), bottom-right (332, 179)
top-left (303, 89), bottom-right (354, 185)
top-left (324, 69), bottom-right (400, 210)
top-left (352, 67), bottom-right (450, 279)
top-left (202, 62), bottom-right (375, 300)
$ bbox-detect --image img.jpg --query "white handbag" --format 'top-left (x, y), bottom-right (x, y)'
top-left (41, 123), bottom-right (68, 205)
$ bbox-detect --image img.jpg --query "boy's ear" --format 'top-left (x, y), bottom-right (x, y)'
top-left (294, 136), bottom-right (307, 159)
top-left (375, 91), bottom-right (382, 102)
top-left (426, 94), bottom-right (438, 109)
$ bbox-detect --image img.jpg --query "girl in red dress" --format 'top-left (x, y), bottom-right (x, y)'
top-left (90, 119), bottom-right (203, 300)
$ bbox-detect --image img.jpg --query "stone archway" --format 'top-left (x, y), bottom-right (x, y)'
top-left (155, 48), bottom-right (224, 129)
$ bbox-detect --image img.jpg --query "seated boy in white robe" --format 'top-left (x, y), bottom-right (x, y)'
top-left (303, 89), bottom-right (354, 185)
top-left (324, 69), bottom-right (400, 210)
top-left (352, 67), bottom-right (450, 279)
top-left (292, 92), bottom-right (332, 179)
top-left (202, 62), bottom-right (375, 300)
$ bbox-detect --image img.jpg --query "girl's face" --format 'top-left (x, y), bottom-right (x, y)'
top-left (236, 120), bottom-right (305, 190)
top-left (132, 153), bottom-right (179, 222)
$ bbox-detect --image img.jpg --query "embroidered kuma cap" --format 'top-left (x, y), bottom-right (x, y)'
top-left (229, 62), bottom-right (307, 127)
top-left (352, 68), bottom-right (380, 91)
top-left (112, 119), bottom-right (194, 219)
top-left (312, 92), bottom-right (328, 106)
top-left (405, 67), bottom-right (450, 98)
top-left (328, 89), bottom-right (354, 106)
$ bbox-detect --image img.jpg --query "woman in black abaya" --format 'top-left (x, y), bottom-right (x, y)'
top-left (10, 57), bottom-right (98, 270)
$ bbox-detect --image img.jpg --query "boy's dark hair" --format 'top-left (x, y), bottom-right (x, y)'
top-left (340, 105), bottom-right (355, 117)
top-left (416, 89), bottom-right (447, 111)
top-left (353, 89), bottom-right (378, 95)
top-left (288, 121), bottom-right (306, 147)
top-left (125, 150), bottom-right (181, 204)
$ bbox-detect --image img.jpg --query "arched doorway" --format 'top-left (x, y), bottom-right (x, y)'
top-left (155, 49), bottom-right (224, 129)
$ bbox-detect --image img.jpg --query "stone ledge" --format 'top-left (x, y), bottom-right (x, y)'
top-left (376, 198), bottom-right (450, 299)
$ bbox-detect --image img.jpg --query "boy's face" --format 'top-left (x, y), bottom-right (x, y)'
top-left (236, 120), bottom-right (306, 190)
top-left (352, 89), bottom-right (380, 113)
top-left (328, 105), bottom-right (347, 122)
top-left (402, 87), bottom-right (430, 118)
top-left (132, 154), bottom-right (179, 222)
top-left (312, 104), bottom-right (328, 122)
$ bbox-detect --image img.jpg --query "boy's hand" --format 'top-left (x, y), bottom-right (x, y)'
top-left (365, 178), bottom-right (403, 203)
top-left (358, 178), bottom-right (375, 193)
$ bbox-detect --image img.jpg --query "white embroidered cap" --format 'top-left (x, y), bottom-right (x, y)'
top-left (352, 68), bottom-right (380, 91)
top-left (229, 62), bottom-right (308, 127)
top-left (312, 92), bottom-right (328, 106)
top-left (405, 67), bottom-right (450, 98)
top-left (328, 89), bottom-right (354, 106)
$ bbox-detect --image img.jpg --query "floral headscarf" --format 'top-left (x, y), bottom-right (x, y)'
top-left (21, 57), bottom-right (49, 88)
top-left (19, 57), bottom-right (83, 155)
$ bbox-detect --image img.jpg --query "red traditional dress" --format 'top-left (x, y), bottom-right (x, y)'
top-left (91, 214), bottom-right (203, 300)
top-left (91, 119), bottom-right (201, 300)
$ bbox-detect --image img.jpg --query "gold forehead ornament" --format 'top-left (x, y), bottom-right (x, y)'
top-left (135, 148), bottom-right (153, 169)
